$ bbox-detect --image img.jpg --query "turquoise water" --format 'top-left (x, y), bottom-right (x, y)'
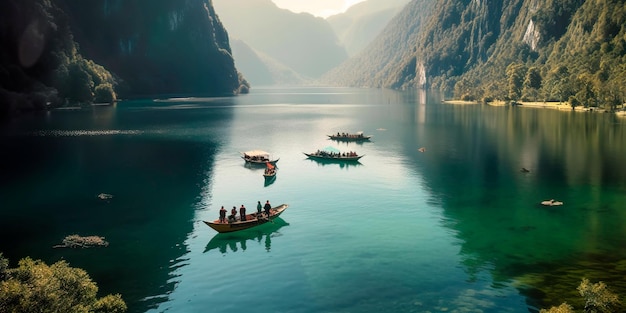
top-left (1, 87), bottom-right (625, 312)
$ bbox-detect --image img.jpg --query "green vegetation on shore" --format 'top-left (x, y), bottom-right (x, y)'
top-left (446, 0), bottom-right (626, 111)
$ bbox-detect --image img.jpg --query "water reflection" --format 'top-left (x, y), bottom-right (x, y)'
top-left (264, 175), bottom-right (277, 187)
top-left (204, 218), bottom-right (289, 254)
top-left (327, 138), bottom-right (372, 146)
top-left (304, 158), bottom-right (363, 169)
top-left (401, 102), bottom-right (626, 309)
top-left (243, 162), bottom-right (267, 170)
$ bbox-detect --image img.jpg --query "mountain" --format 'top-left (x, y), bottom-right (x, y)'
top-left (0, 0), bottom-right (117, 118)
top-left (326, 0), bottom-right (626, 109)
top-left (326, 0), bottom-right (411, 56)
top-left (321, 0), bottom-right (435, 88)
top-left (230, 39), bottom-right (307, 86)
top-left (213, 0), bottom-right (347, 79)
top-left (57, 0), bottom-right (248, 97)
top-left (1, 0), bottom-right (247, 119)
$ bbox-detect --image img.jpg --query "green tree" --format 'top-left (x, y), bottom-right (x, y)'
top-left (544, 65), bottom-right (573, 103)
top-left (574, 73), bottom-right (598, 107)
top-left (0, 255), bottom-right (126, 313)
top-left (94, 83), bottom-right (117, 103)
top-left (523, 66), bottom-right (542, 101)
top-left (506, 63), bottom-right (527, 101)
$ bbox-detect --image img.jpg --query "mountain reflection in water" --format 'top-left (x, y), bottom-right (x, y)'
top-left (204, 218), bottom-right (289, 254)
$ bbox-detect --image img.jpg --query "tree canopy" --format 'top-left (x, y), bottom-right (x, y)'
top-left (0, 253), bottom-right (127, 313)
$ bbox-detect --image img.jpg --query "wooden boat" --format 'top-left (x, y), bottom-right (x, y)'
top-left (304, 148), bottom-right (363, 161)
top-left (327, 131), bottom-right (371, 141)
top-left (263, 162), bottom-right (277, 178)
top-left (204, 218), bottom-right (289, 253)
top-left (304, 152), bottom-right (363, 161)
top-left (241, 150), bottom-right (279, 165)
top-left (204, 204), bottom-right (289, 233)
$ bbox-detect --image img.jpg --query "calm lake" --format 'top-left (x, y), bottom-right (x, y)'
top-left (1, 87), bottom-right (625, 313)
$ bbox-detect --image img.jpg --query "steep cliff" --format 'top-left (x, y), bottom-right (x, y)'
top-left (0, 0), bottom-right (117, 118)
top-left (325, 0), bottom-right (626, 108)
top-left (321, 0), bottom-right (435, 88)
top-left (58, 0), bottom-right (247, 97)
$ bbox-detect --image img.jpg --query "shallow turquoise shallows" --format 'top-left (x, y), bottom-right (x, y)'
top-left (1, 87), bottom-right (625, 313)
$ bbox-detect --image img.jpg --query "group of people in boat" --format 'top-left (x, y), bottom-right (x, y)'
top-left (218, 200), bottom-right (273, 224)
top-left (244, 154), bottom-right (270, 162)
top-left (334, 132), bottom-right (366, 138)
top-left (264, 167), bottom-right (276, 176)
top-left (313, 149), bottom-right (358, 158)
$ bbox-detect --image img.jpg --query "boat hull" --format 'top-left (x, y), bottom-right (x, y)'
top-left (327, 135), bottom-right (371, 141)
top-left (242, 157), bottom-right (279, 165)
top-left (303, 153), bottom-right (363, 161)
top-left (204, 204), bottom-right (288, 233)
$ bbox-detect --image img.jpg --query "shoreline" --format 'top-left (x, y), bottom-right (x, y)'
top-left (443, 99), bottom-right (626, 115)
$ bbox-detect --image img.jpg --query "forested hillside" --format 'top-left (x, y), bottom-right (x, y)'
top-left (320, 0), bottom-right (435, 88)
top-left (326, 0), bottom-right (626, 110)
top-left (1, 0), bottom-right (247, 119)
top-left (0, 0), bottom-right (117, 118)
top-left (327, 0), bottom-right (410, 56)
top-left (59, 0), bottom-right (247, 97)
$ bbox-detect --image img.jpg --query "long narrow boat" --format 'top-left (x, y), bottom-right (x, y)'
top-left (303, 152), bottom-right (364, 161)
top-left (327, 132), bottom-right (371, 141)
top-left (204, 204), bottom-right (289, 233)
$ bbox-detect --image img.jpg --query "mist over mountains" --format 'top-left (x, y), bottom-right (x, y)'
top-left (326, 0), bottom-right (411, 57)
top-left (213, 0), bottom-right (408, 87)
top-left (213, 0), bottom-right (347, 84)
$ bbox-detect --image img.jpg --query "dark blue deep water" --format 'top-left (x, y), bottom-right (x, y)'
top-left (1, 87), bottom-right (625, 312)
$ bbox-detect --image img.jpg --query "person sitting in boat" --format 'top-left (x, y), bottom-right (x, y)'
top-left (240, 205), bottom-right (247, 221)
top-left (219, 206), bottom-right (227, 223)
top-left (228, 206), bottom-right (238, 223)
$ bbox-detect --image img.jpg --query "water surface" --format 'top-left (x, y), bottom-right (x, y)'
top-left (1, 87), bottom-right (625, 312)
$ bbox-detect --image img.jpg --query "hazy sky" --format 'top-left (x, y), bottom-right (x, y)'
top-left (271, 0), bottom-right (366, 18)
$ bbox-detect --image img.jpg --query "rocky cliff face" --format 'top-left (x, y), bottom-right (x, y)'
top-left (325, 0), bottom-right (626, 105)
top-left (58, 0), bottom-right (246, 97)
top-left (0, 0), bottom-right (119, 118)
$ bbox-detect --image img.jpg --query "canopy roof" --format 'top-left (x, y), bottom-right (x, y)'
top-left (243, 150), bottom-right (270, 157)
top-left (322, 146), bottom-right (341, 153)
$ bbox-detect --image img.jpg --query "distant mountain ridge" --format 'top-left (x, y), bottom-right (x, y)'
top-left (213, 0), bottom-right (347, 81)
top-left (327, 0), bottom-right (410, 56)
top-left (321, 0), bottom-right (435, 88)
top-left (230, 39), bottom-right (307, 87)
top-left (325, 0), bottom-right (626, 108)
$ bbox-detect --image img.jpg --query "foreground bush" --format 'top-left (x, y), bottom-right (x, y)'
top-left (541, 278), bottom-right (621, 313)
top-left (0, 252), bottom-right (126, 313)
